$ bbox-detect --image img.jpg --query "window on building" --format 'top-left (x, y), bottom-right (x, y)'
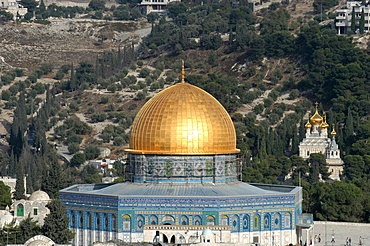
top-left (33, 208), bottom-right (38, 215)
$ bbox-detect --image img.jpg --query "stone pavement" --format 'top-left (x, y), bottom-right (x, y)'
top-left (312, 221), bottom-right (370, 246)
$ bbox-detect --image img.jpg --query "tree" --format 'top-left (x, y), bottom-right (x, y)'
top-left (18, 215), bottom-right (41, 244)
top-left (88, 0), bottom-right (105, 11)
top-left (42, 151), bottom-right (67, 198)
top-left (70, 153), bottom-right (86, 167)
top-left (351, 7), bottom-right (356, 33)
top-left (14, 160), bottom-right (26, 200)
top-left (0, 181), bottom-right (11, 209)
top-left (0, 10), bottom-right (13, 22)
top-left (84, 145), bottom-right (100, 160)
top-left (167, 2), bottom-right (187, 20)
top-left (20, 0), bottom-right (38, 12)
top-left (308, 153), bottom-right (329, 182)
top-left (42, 199), bottom-right (74, 244)
top-left (359, 8), bottom-right (365, 34)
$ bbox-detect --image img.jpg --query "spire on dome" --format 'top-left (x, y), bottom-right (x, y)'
top-left (320, 114), bottom-right (329, 129)
top-left (310, 102), bottom-right (323, 124)
top-left (181, 60), bottom-right (185, 83)
top-left (331, 123), bottom-right (337, 136)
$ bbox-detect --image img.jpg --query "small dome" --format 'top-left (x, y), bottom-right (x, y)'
top-left (331, 129), bottom-right (337, 136)
top-left (202, 229), bottom-right (214, 237)
top-left (305, 120), bottom-right (312, 129)
top-left (320, 115), bottom-right (329, 129)
top-left (29, 190), bottom-right (50, 201)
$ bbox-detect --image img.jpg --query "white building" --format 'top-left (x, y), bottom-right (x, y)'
top-left (139, 0), bottom-right (180, 15)
top-left (13, 190), bottom-right (51, 226)
top-left (0, 0), bottom-right (28, 20)
top-left (299, 104), bottom-right (344, 180)
top-left (336, 1), bottom-right (370, 34)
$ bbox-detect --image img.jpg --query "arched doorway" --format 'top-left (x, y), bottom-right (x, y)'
top-left (163, 234), bottom-right (169, 243)
top-left (170, 235), bottom-right (175, 244)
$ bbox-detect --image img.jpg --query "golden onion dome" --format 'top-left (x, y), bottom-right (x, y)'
top-left (305, 120), bottom-right (312, 129)
top-left (125, 83), bottom-right (240, 155)
top-left (310, 103), bottom-right (323, 125)
top-left (331, 124), bottom-right (337, 136)
top-left (320, 115), bottom-right (329, 129)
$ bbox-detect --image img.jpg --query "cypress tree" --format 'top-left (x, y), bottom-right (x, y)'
top-left (42, 199), bottom-right (74, 244)
top-left (291, 125), bottom-right (299, 155)
top-left (345, 108), bottom-right (354, 139)
top-left (69, 63), bottom-right (76, 91)
top-left (351, 7), bottom-right (356, 33)
top-left (14, 159), bottom-right (25, 200)
top-left (359, 8), bottom-right (365, 34)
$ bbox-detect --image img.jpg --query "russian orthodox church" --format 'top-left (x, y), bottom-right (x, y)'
top-left (298, 103), bottom-right (344, 180)
top-left (60, 64), bottom-right (310, 246)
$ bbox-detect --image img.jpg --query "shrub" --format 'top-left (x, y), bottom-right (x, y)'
top-left (139, 67), bottom-right (151, 78)
top-left (91, 112), bottom-right (107, 122)
top-left (100, 96), bottom-right (109, 104)
top-left (84, 145), bottom-right (100, 160)
top-left (70, 153), bottom-right (86, 167)
top-left (68, 142), bottom-right (80, 154)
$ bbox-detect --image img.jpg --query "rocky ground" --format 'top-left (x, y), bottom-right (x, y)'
top-left (0, 18), bottom-right (151, 71)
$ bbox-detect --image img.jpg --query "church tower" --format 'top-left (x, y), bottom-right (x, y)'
top-left (299, 103), bottom-right (344, 180)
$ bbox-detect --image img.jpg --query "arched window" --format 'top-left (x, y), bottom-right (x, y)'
top-left (137, 215), bottom-right (145, 230)
top-left (105, 214), bottom-right (109, 231)
top-left (285, 212), bottom-right (291, 229)
top-left (231, 215), bottom-right (239, 232)
top-left (264, 214), bottom-right (271, 230)
top-left (194, 215), bottom-right (202, 225)
top-left (79, 212), bottom-right (83, 228)
top-left (274, 213), bottom-right (281, 229)
top-left (242, 215), bottom-right (249, 231)
top-left (181, 215), bottom-right (189, 225)
top-left (222, 215), bottom-right (229, 226)
top-left (206, 215), bottom-right (215, 225)
top-left (87, 213), bottom-right (92, 229)
top-left (161, 215), bottom-right (175, 225)
top-left (17, 204), bottom-right (24, 217)
top-left (72, 212), bottom-right (76, 228)
top-left (253, 214), bottom-right (260, 231)
top-left (150, 215), bottom-right (158, 225)
top-left (96, 214), bottom-right (101, 230)
top-left (122, 214), bottom-right (131, 231)
top-left (112, 214), bottom-right (117, 231)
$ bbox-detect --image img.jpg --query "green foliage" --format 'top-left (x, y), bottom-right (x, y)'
top-left (0, 10), bottom-right (13, 22)
top-left (68, 142), bottom-right (80, 154)
top-left (167, 2), bottom-right (187, 19)
top-left (70, 152), bottom-right (86, 167)
top-left (0, 181), bottom-right (11, 209)
top-left (313, 0), bottom-right (339, 14)
top-left (42, 199), bottom-right (74, 244)
top-left (18, 216), bottom-right (41, 244)
top-left (84, 145), bottom-right (100, 160)
top-left (88, 0), bottom-right (105, 11)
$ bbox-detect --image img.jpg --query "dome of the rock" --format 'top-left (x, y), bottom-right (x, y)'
top-left (125, 82), bottom-right (239, 155)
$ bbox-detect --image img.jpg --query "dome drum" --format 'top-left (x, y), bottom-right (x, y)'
top-left (127, 154), bottom-right (240, 183)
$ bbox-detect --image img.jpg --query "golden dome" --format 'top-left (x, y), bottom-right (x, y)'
top-left (305, 120), bottom-right (312, 129)
top-left (320, 115), bottom-right (329, 129)
top-left (310, 103), bottom-right (323, 124)
top-left (331, 124), bottom-right (337, 136)
top-left (125, 83), bottom-right (240, 155)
